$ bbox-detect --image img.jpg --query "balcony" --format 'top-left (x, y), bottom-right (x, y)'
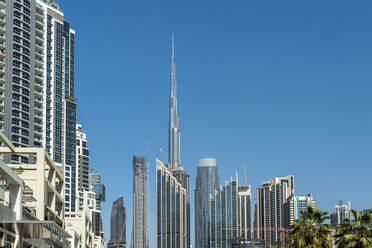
top-left (0, 16), bottom-right (5, 26)
top-left (35, 89), bottom-right (43, 97)
top-left (36, 5), bottom-right (44, 18)
top-left (0, 9), bottom-right (5, 18)
top-left (35, 57), bottom-right (44, 66)
top-left (0, 24), bottom-right (5, 34)
top-left (35, 33), bottom-right (44, 43)
top-left (34, 120), bottom-right (43, 128)
top-left (35, 73), bottom-right (44, 82)
top-left (0, 66), bottom-right (5, 75)
top-left (35, 97), bottom-right (43, 105)
top-left (0, 34), bottom-right (4, 42)
top-left (34, 114), bottom-right (43, 123)
top-left (35, 81), bottom-right (43, 90)
top-left (34, 104), bottom-right (43, 111)
top-left (35, 15), bottom-right (44, 25)
top-left (35, 43), bottom-right (44, 53)
top-left (35, 28), bottom-right (43, 38)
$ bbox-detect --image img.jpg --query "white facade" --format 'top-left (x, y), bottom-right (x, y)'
top-left (256, 175), bottom-right (295, 247)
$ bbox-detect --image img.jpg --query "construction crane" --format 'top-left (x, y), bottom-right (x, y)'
top-left (114, 215), bottom-right (126, 248)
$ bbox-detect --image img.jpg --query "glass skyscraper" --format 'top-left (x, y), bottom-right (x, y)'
top-left (156, 160), bottom-right (187, 248)
top-left (209, 173), bottom-right (242, 248)
top-left (110, 197), bottom-right (126, 245)
top-left (195, 158), bottom-right (219, 248)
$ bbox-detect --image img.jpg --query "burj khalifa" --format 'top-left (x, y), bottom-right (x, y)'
top-left (166, 33), bottom-right (191, 248)
top-left (168, 32), bottom-right (181, 169)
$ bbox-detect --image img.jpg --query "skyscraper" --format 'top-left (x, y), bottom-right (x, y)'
top-left (195, 158), bottom-right (220, 248)
top-left (209, 173), bottom-right (240, 248)
top-left (255, 175), bottom-right (294, 247)
top-left (331, 200), bottom-right (351, 228)
top-left (156, 159), bottom-right (187, 248)
top-left (168, 32), bottom-right (179, 170)
top-left (133, 156), bottom-right (147, 248)
top-left (157, 33), bottom-right (189, 248)
top-left (0, 0), bottom-right (76, 166)
top-left (285, 193), bottom-right (316, 228)
top-left (89, 170), bottom-right (106, 237)
top-left (0, 0), bottom-right (79, 216)
top-left (238, 185), bottom-right (252, 242)
top-left (110, 197), bottom-right (126, 245)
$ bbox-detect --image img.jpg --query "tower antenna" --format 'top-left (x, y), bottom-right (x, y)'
top-left (244, 164), bottom-right (248, 185)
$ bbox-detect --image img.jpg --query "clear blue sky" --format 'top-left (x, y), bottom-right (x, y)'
top-left (62, 0), bottom-right (372, 246)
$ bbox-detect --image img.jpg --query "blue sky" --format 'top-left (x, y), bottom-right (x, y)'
top-left (61, 0), bottom-right (372, 246)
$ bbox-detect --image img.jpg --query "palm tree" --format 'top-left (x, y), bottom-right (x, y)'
top-left (288, 206), bottom-right (332, 248)
top-left (335, 210), bottom-right (372, 248)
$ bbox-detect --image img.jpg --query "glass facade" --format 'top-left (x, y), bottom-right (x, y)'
top-left (156, 160), bottom-right (187, 248)
top-left (195, 158), bottom-right (219, 248)
top-left (209, 174), bottom-right (243, 248)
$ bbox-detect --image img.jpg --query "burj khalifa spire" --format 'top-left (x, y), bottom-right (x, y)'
top-left (168, 32), bottom-right (180, 169)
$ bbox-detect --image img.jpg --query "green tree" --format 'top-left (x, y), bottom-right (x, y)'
top-left (335, 210), bottom-right (372, 248)
top-left (288, 206), bottom-right (332, 248)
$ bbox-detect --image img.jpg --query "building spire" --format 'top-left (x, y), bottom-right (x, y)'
top-left (168, 33), bottom-right (180, 169)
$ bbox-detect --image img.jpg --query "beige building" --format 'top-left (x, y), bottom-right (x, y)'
top-left (0, 131), bottom-right (70, 247)
top-left (65, 210), bottom-right (93, 248)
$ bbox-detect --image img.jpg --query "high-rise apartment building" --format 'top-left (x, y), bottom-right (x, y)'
top-left (208, 172), bottom-right (253, 248)
top-left (195, 158), bottom-right (220, 248)
top-left (331, 200), bottom-right (350, 228)
top-left (156, 159), bottom-right (187, 248)
top-left (133, 156), bottom-right (148, 248)
top-left (1, 0), bottom-right (76, 166)
top-left (156, 33), bottom-right (189, 248)
top-left (285, 193), bottom-right (316, 227)
top-left (0, 0), bottom-right (78, 216)
top-left (110, 197), bottom-right (126, 245)
top-left (64, 123), bottom-right (88, 212)
top-left (89, 170), bottom-right (106, 237)
top-left (238, 185), bottom-right (252, 242)
top-left (89, 170), bottom-right (106, 211)
top-left (255, 175), bottom-right (294, 247)
top-left (209, 173), bottom-right (240, 248)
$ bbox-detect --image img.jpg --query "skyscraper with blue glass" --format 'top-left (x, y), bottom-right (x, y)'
top-left (195, 158), bottom-right (220, 248)
top-left (209, 173), bottom-right (240, 248)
